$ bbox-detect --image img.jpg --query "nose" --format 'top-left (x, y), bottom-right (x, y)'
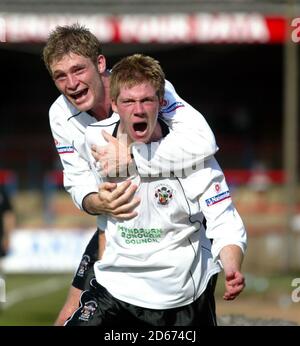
top-left (133, 101), bottom-right (145, 115)
top-left (66, 74), bottom-right (79, 90)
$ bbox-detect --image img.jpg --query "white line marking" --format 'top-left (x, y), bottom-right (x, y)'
top-left (2, 277), bottom-right (69, 310)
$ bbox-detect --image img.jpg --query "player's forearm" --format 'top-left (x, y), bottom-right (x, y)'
top-left (82, 193), bottom-right (102, 215)
top-left (219, 244), bottom-right (244, 274)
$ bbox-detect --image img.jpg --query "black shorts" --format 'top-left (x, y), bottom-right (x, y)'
top-left (71, 229), bottom-right (99, 291)
top-left (65, 275), bottom-right (218, 327)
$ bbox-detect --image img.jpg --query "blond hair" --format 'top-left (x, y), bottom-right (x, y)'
top-left (110, 54), bottom-right (165, 101)
top-left (43, 23), bottom-right (102, 75)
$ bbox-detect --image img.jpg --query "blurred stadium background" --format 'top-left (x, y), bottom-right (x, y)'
top-left (0, 0), bottom-right (300, 325)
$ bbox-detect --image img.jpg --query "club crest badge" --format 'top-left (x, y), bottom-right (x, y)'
top-left (77, 255), bottom-right (90, 277)
top-left (79, 300), bottom-right (98, 321)
top-left (155, 184), bottom-right (173, 206)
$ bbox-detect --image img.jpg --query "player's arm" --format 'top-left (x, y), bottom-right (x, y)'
top-left (219, 245), bottom-right (245, 300)
top-left (49, 105), bottom-right (139, 219)
top-left (197, 157), bottom-right (247, 300)
top-left (132, 80), bottom-right (218, 176)
top-left (49, 104), bottom-right (98, 211)
top-left (84, 123), bottom-right (140, 218)
top-left (54, 229), bottom-right (103, 326)
top-left (82, 180), bottom-right (139, 219)
top-left (54, 286), bottom-right (82, 326)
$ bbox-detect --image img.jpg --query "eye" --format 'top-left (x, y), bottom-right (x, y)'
top-left (74, 66), bottom-right (85, 75)
top-left (53, 74), bottom-right (66, 82)
top-left (122, 100), bottom-right (134, 105)
top-left (142, 98), bottom-right (156, 105)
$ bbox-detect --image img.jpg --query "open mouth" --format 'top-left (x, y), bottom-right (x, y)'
top-left (133, 122), bottom-right (147, 133)
top-left (132, 122), bottom-right (148, 139)
top-left (70, 88), bottom-right (88, 101)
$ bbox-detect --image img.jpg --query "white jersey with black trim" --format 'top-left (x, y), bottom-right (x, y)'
top-left (49, 80), bottom-right (218, 210)
top-left (85, 118), bottom-right (247, 310)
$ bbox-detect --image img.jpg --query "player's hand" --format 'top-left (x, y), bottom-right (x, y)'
top-left (83, 180), bottom-right (140, 220)
top-left (223, 270), bottom-right (245, 301)
top-left (97, 180), bottom-right (140, 220)
top-left (91, 130), bottom-right (133, 178)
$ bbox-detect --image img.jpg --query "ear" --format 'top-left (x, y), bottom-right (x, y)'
top-left (111, 99), bottom-right (118, 113)
top-left (96, 55), bottom-right (106, 74)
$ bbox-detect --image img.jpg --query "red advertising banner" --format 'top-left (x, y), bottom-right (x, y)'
top-left (0, 13), bottom-right (289, 44)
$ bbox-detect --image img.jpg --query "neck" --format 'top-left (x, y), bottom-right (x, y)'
top-left (149, 122), bottom-right (163, 142)
top-left (90, 71), bottom-right (111, 121)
